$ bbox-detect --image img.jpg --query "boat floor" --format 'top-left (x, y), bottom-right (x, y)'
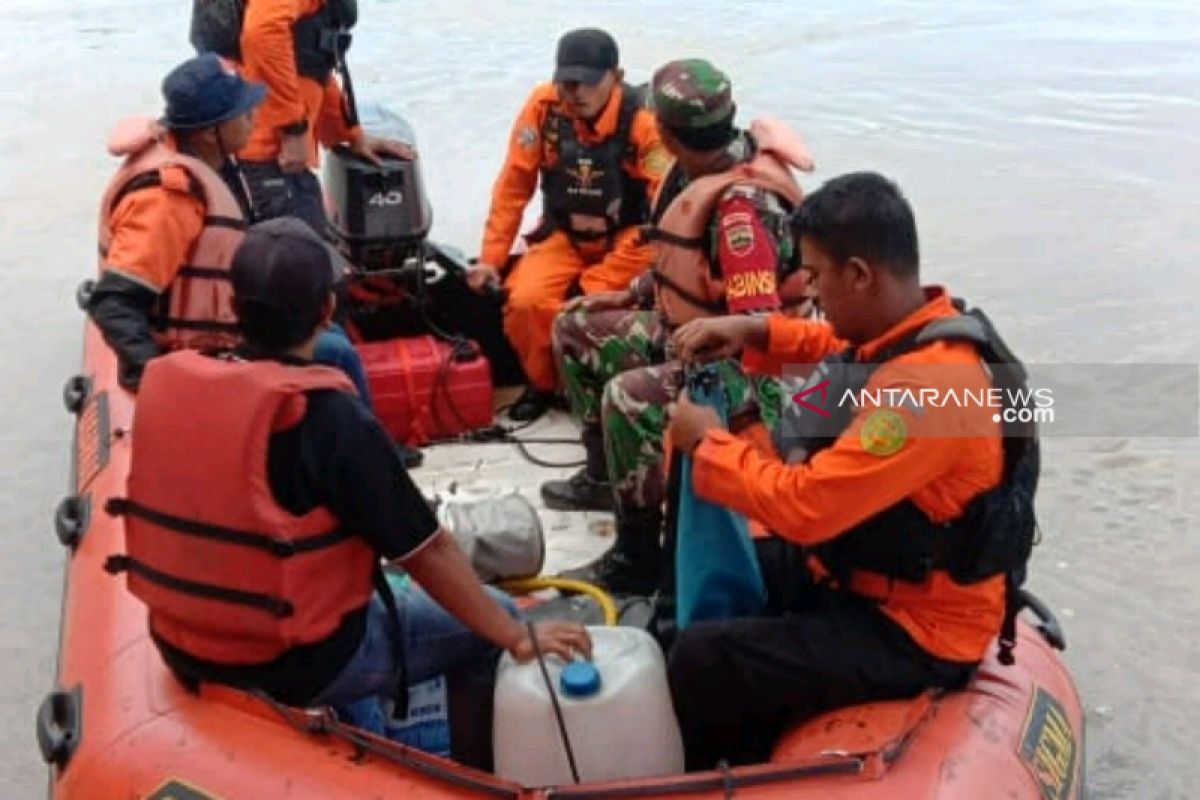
top-left (412, 386), bottom-right (614, 578)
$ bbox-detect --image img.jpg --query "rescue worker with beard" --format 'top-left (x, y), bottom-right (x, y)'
top-left (235, 0), bottom-right (414, 233)
top-left (466, 28), bottom-right (670, 422)
top-left (665, 172), bottom-right (1039, 769)
top-left (88, 54), bottom-right (378, 415)
top-left (542, 59), bottom-right (816, 594)
top-left (106, 217), bottom-right (591, 735)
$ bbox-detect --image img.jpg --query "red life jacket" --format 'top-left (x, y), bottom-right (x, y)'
top-left (649, 118), bottom-right (816, 327)
top-left (98, 117), bottom-right (244, 352)
top-left (105, 350), bottom-right (377, 665)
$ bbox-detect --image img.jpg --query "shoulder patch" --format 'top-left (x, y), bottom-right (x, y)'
top-left (516, 124), bottom-right (538, 151)
top-left (641, 144), bottom-right (672, 177)
top-left (157, 164), bottom-right (193, 194)
top-left (723, 219), bottom-right (756, 256)
top-left (860, 408), bottom-right (907, 457)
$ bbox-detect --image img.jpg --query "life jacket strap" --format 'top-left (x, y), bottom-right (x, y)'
top-left (176, 266), bottom-right (234, 281)
top-left (997, 573), bottom-right (1021, 666)
top-left (651, 269), bottom-right (726, 315)
top-left (373, 565), bottom-right (410, 718)
top-left (644, 226), bottom-right (706, 250)
top-left (106, 496), bottom-right (352, 558)
top-left (104, 554), bottom-right (295, 619)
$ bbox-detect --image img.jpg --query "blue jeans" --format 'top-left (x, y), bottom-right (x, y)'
top-left (314, 324), bottom-right (374, 408)
top-left (312, 583), bottom-right (519, 709)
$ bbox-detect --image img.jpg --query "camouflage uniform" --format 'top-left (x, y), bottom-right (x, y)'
top-left (554, 306), bottom-right (666, 430)
top-left (603, 357), bottom-right (781, 515)
top-left (553, 179), bottom-right (796, 517)
top-left (549, 58), bottom-right (806, 593)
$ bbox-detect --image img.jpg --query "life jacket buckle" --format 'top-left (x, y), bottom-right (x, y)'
top-left (269, 538), bottom-right (299, 558)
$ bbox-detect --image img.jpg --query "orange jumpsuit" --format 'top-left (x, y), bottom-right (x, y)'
top-left (481, 83), bottom-right (670, 391)
top-left (238, 0), bottom-right (361, 166)
top-left (692, 288), bottom-right (1006, 664)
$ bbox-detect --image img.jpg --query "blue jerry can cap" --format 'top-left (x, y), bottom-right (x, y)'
top-left (559, 660), bottom-right (602, 699)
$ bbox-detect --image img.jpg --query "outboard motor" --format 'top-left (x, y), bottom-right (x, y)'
top-left (323, 102), bottom-right (526, 386)
top-left (324, 103), bottom-right (433, 272)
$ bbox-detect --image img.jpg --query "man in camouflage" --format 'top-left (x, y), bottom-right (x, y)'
top-left (541, 59), bottom-right (813, 593)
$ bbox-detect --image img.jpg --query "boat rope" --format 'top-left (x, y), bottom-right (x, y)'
top-left (528, 620), bottom-right (583, 784)
top-left (249, 684), bottom-right (868, 799)
top-left (248, 688), bottom-right (522, 799)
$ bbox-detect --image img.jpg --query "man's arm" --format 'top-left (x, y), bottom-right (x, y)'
top-left (314, 79), bottom-right (416, 165)
top-left (478, 87), bottom-right (548, 269)
top-left (741, 313), bottom-right (846, 376)
top-left (315, 77), bottom-right (362, 149)
top-left (398, 531), bottom-right (524, 649)
top-left (87, 273), bottom-right (163, 391)
top-left (91, 183), bottom-right (205, 390)
top-left (401, 531), bottom-right (592, 662)
top-left (686, 362), bottom-right (994, 545)
top-left (312, 393), bottom-right (591, 661)
top-left (240, 0), bottom-right (305, 127)
top-left (241, 0), bottom-right (308, 169)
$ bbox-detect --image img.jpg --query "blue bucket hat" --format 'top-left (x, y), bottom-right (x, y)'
top-left (160, 53), bottom-right (267, 131)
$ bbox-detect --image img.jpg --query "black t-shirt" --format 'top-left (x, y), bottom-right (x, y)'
top-left (155, 375), bottom-right (439, 705)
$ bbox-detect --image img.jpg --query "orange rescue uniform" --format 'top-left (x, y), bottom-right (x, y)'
top-left (238, 0), bottom-right (361, 166)
top-left (692, 288), bottom-right (1006, 663)
top-left (104, 136), bottom-right (209, 292)
top-left (482, 83), bottom-right (670, 390)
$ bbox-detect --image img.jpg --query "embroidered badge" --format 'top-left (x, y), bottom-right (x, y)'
top-left (720, 220), bottom-right (748, 255)
top-left (516, 125), bottom-right (538, 150)
top-left (642, 144), bottom-right (672, 176)
top-left (860, 409), bottom-right (908, 457)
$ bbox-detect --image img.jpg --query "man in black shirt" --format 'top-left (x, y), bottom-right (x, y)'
top-left (141, 217), bottom-right (591, 711)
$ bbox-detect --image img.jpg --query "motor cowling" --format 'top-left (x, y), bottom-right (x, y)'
top-left (323, 103), bottom-right (433, 271)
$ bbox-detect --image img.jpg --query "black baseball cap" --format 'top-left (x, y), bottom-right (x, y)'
top-left (553, 28), bottom-right (619, 86)
top-left (231, 218), bottom-right (349, 343)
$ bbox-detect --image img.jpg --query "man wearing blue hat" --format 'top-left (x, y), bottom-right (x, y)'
top-left (89, 53), bottom-right (268, 391)
top-left (88, 53), bottom-right (374, 406)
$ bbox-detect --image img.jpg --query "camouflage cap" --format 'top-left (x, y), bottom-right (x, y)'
top-left (650, 59), bottom-right (734, 130)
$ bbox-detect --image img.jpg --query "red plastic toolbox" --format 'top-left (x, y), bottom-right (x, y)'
top-left (355, 336), bottom-right (494, 445)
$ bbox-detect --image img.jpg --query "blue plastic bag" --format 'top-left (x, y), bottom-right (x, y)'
top-left (335, 677), bottom-right (452, 757)
top-left (674, 365), bottom-right (768, 630)
top-left (335, 570), bottom-right (452, 756)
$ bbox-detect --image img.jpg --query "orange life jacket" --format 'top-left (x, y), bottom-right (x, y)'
top-left (105, 350), bottom-right (377, 665)
top-left (650, 119), bottom-right (815, 327)
top-left (98, 117), bottom-right (245, 352)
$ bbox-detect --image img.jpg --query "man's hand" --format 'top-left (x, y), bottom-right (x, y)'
top-left (350, 133), bottom-right (417, 165)
top-left (466, 263), bottom-right (502, 295)
top-left (508, 620), bottom-right (593, 663)
top-left (668, 392), bottom-right (724, 454)
top-left (279, 132), bottom-right (309, 173)
top-left (672, 315), bottom-right (769, 364)
top-left (563, 288), bottom-right (636, 315)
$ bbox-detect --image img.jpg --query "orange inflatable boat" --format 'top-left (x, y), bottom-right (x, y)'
top-left (40, 292), bottom-right (1084, 799)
